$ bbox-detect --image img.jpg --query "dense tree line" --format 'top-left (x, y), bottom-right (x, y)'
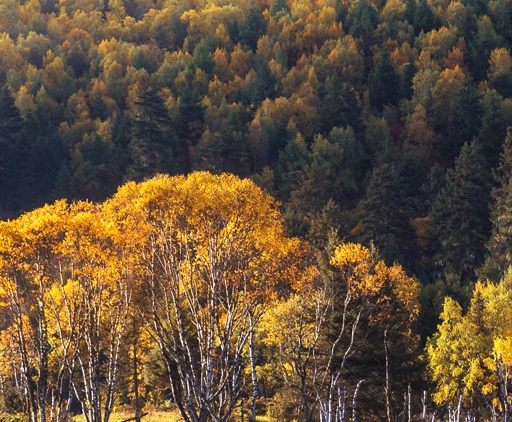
top-left (0, 0), bottom-right (511, 284)
top-left (0, 173), bottom-right (421, 422)
top-left (1, 0), bottom-right (512, 418)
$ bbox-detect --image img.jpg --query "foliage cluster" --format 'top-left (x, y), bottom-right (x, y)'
top-left (0, 0), bottom-right (511, 285)
top-left (0, 0), bottom-right (508, 274)
top-left (0, 173), bottom-right (421, 422)
top-left (1, 0), bottom-right (512, 417)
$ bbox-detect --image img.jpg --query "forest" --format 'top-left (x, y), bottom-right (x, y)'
top-left (1, 0), bottom-right (512, 418)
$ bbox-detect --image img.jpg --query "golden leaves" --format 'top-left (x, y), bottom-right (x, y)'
top-left (427, 275), bottom-right (512, 408)
top-left (331, 242), bottom-right (420, 323)
top-left (330, 242), bottom-right (381, 297)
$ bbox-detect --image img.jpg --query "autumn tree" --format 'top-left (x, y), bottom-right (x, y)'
top-left (402, 103), bottom-right (440, 163)
top-left (0, 199), bottom-right (134, 422)
top-left (261, 242), bottom-right (420, 422)
top-left (62, 201), bottom-right (132, 422)
top-left (488, 48), bottom-right (512, 98)
top-left (104, 172), bottom-right (304, 422)
top-left (427, 271), bottom-right (512, 418)
top-left (0, 201), bottom-right (71, 422)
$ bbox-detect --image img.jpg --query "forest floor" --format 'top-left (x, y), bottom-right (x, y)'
top-left (0, 406), bottom-right (274, 422)
top-left (86, 408), bottom-right (272, 422)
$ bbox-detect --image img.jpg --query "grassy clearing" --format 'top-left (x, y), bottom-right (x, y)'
top-left (70, 408), bottom-right (182, 422)
top-left (72, 408), bottom-right (274, 422)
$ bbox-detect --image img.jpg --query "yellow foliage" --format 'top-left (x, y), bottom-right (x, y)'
top-left (488, 47), bottom-right (512, 79)
top-left (428, 274), bottom-right (512, 409)
top-left (330, 242), bottom-right (381, 296)
top-left (331, 242), bottom-right (420, 326)
top-left (420, 26), bottom-right (458, 61)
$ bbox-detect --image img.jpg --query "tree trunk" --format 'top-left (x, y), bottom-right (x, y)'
top-left (497, 355), bottom-right (508, 422)
top-left (384, 330), bottom-right (392, 422)
top-left (422, 390), bottom-right (427, 422)
top-left (133, 328), bottom-right (141, 422)
top-left (248, 322), bottom-right (258, 422)
top-left (352, 380), bottom-right (365, 422)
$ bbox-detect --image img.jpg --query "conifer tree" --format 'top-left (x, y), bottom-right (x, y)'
top-left (0, 86), bottom-right (23, 143)
top-left (430, 141), bottom-right (492, 282)
top-left (482, 128), bottom-right (512, 281)
top-left (0, 85), bottom-right (23, 213)
top-left (127, 88), bottom-right (174, 181)
top-left (412, 0), bottom-right (439, 35)
top-left (358, 163), bottom-right (416, 270)
top-left (476, 89), bottom-right (508, 170)
top-left (368, 50), bottom-right (400, 112)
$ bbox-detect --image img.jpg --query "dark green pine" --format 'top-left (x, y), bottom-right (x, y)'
top-left (358, 163), bottom-right (417, 270)
top-left (430, 141), bottom-right (492, 282)
top-left (128, 88), bottom-right (174, 181)
top-left (0, 85), bottom-right (23, 144)
top-left (368, 50), bottom-right (401, 112)
top-left (0, 85), bottom-right (23, 213)
top-left (482, 129), bottom-right (512, 280)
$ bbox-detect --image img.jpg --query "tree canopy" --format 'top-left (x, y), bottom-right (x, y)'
top-left (1, 0), bottom-right (512, 417)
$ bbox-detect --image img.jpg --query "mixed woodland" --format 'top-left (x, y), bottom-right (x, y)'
top-left (1, 0), bottom-right (512, 419)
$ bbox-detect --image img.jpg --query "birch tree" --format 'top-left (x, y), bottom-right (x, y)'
top-left (260, 242), bottom-right (420, 422)
top-left (62, 201), bottom-right (132, 422)
top-left (0, 201), bottom-right (78, 422)
top-left (104, 172), bottom-right (304, 422)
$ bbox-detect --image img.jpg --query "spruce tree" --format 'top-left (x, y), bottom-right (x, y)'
top-left (0, 85), bottom-right (23, 213)
top-left (128, 88), bottom-right (174, 181)
top-left (0, 86), bottom-right (23, 143)
top-left (430, 141), bottom-right (492, 282)
top-left (481, 128), bottom-right (512, 281)
top-left (358, 163), bottom-right (416, 270)
top-left (368, 50), bottom-right (400, 112)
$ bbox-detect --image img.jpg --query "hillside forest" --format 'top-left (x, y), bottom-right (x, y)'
top-left (1, 0), bottom-right (512, 419)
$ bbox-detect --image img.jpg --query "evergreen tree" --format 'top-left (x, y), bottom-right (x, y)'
top-left (70, 133), bottom-right (119, 201)
top-left (52, 163), bottom-right (75, 201)
top-left (128, 88), bottom-right (174, 181)
top-left (175, 71), bottom-right (205, 167)
top-left (357, 163), bottom-right (416, 270)
top-left (0, 86), bottom-right (23, 143)
top-left (319, 76), bottom-right (363, 136)
top-left (192, 38), bottom-right (215, 77)
top-left (481, 128), bottom-right (512, 281)
top-left (269, 0), bottom-right (289, 17)
top-left (416, 163), bottom-right (446, 216)
top-left (191, 129), bottom-right (249, 176)
top-left (430, 142), bottom-right (492, 282)
top-left (275, 133), bottom-right (312, 202)
top-left (239, 7), bottom-right (267, 51)
top-left (468, 16), bottom-right (505, 82)
top-left (0, 85), bottom-right (24, 213)
top-left (368, 50), bottom-right (400, 112)
top-left (347, 0), bottom-right (378, 45)
top-left (475, 89), bottom-right (508, 170)
top-left (412, 0), bottom-right (439, 35)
